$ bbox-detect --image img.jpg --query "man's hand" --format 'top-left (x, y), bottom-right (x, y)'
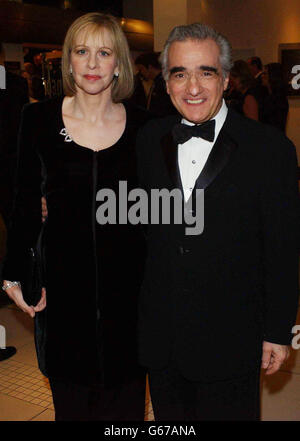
top-left (261, 341), bottom-right (290, 375)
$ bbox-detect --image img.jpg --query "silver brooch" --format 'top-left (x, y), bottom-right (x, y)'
top-left (59, 128), bottom-right (73, 143)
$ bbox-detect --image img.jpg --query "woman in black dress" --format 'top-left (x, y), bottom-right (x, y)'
top-left (228, 59), bottom-right (261, 121)
top-left (261, 62), bottom-right (289, 133)
top-left (2, 12), bottom-right (148, 421)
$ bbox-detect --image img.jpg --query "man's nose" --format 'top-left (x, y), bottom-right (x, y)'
top-left (186, 73), bottom-right (203, 96)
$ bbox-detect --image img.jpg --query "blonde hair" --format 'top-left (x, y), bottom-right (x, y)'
top-left (62, 12), bottom-right (134, 102)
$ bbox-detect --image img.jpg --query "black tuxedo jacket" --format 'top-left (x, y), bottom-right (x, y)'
top-left (136, 108), bottom-right (300, 382)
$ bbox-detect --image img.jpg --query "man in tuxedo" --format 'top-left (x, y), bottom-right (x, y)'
top-left (0, 56), bottom-right (28, 361)
top-left (0, 70), bottom-right (28, 224)
top-left (136, 23), bottom-right (299, 421)
top-left (133, 52), bottom-right (176, 117)
top-left (247, 56), bottom-right (269, 118)
top-left (247, 56), bottom-right (264, 85)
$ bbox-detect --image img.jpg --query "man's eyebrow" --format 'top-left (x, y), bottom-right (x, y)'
top-left (199, 65), bottom-right (219, 74)
top-left (169, 65), bottom-right (220, 75)
top-left (169, 66), bottom-right (186, 75)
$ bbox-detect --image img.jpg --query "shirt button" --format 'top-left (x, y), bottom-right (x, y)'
top-left (192, 160), bottom-right (196, 164)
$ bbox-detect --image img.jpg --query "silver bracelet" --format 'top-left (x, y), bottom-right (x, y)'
top-left (2, 281), bottom-right (21, 292)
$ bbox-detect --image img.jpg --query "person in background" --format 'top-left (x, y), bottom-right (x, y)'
top-left (2, 12), bottom-right (148, 421)
top-left (129, 53), bottom-right (149, 110)
top-left (132, 52), bottom-right (176, 117)
top-left (22, 62), bottom-right (45, 102)
top-left (0, 54), bottom-right (29, 259)
top-left (223, 74), bottom-right (242, 109)
top-left (229, 59), bottom-right (261, 121)
top-left (0, 209), bottom-right (17, 361)
top-left (0, 48), bottom-right (28, 361)
top-left (261, 62), bottom-right (289, 133)
top-left (0, 69), bottom-right (29, 226)
top-left (33, 53), bottom-right (43, 79)
top-left (0, 345), bottom-right (16, 362)
top-left (247, 56), bottom-right (264, 85)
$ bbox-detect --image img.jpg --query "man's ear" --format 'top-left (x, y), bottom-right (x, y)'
top-left (166, 80), bottom-right (170, 95)
top-left (223, 75), bottom-right (229, 91)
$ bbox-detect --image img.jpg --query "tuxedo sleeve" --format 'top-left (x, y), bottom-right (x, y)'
top-left (2, 103), bottom-right (43, 282)
top-left (260, 134), bottom-right (300, 345)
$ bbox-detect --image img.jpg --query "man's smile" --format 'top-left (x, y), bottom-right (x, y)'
top-left (185, 98), bottom-right (206, 104)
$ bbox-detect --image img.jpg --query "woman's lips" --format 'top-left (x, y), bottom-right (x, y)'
top-left (84, 75), bottom-right (101, 81)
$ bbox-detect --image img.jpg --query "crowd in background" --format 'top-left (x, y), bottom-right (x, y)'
top-left (0, 50), bottom-right (291, 134)
top-left (226, 56), bottom-right (289, 132)
top-left (131, 52), bottom-right (290, 133)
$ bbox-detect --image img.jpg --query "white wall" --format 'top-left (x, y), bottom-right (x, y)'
top-left (2, 43), bottom-right (24, 69)
top-left (153, 0), bottom-right (188, 51)
top-left (198, 0), bottom-right (300, 160)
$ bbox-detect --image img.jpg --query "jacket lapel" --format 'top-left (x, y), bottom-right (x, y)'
top-left (160, 112), bottom-right (238, 195)
top-left (193, 127), bottom-right (238, 192)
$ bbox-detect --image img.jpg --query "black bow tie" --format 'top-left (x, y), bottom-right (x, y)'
top-left (172, 119), bottom-right (216, 145)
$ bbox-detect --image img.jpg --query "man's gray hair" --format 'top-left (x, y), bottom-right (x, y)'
top-left (160, 23), bottom-right (233, 80)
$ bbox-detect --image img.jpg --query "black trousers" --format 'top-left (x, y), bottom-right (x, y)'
top-left (148, 363), bottom-right (261, 421)
top-left (49, 376), bottom-right (146, 421)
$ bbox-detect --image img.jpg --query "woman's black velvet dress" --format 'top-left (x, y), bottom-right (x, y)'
top-left (261, 93), bottom-right (289, 133)
top-left (3, 96), bottom-right (148, 387)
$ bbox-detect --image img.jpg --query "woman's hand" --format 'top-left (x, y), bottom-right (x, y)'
top-left (41, 197), bottom-right (48, 222)
top-left (3, 282), bottom-right (46, 318)
top-left (33, 288), bottom-right (47, 313)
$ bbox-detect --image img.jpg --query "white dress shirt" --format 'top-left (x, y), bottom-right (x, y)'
top-left (178, 100), bottom-right (228, 202)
